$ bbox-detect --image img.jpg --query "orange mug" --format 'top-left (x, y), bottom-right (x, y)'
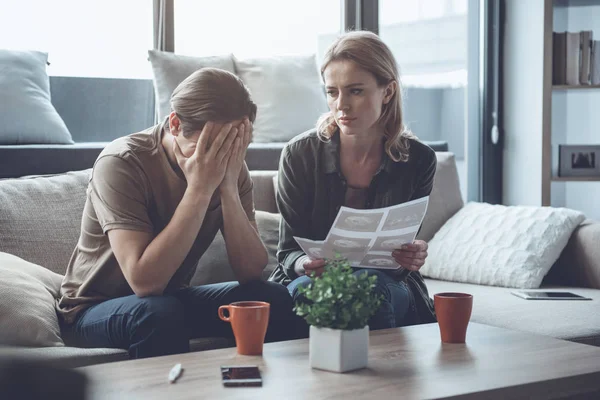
top-left (434, 292), bottom-right (473, 343)
top-left (218, 301), bottom-right (270, 355)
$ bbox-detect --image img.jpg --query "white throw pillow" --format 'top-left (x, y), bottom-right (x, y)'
top-left (234, 55), bottom-right (328, 143)
top-left (0, 252), bottom-right (64, 347)
top-left (0, 50), bottom-right (72, 144)
top-left (148, 50), bottom-right (236, 120)
top-left (420, 202), bottom-right (586, 289)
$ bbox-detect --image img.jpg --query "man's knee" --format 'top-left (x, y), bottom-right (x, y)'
top-left (126, 296), bottom-right (188, 358)
top-left (134, 296), bottom-right (186, 329)
top-left (241, 280), bottom-right (294, 309)
top-left (239, 279), bottom-right (283, 295)
top-left (263, 281), bottom-right (293, 300)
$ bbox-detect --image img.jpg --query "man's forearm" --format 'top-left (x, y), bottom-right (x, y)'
top-left (221, 190), bottom-right (268, 283)
top-left (133, 189), bottom-right (212, 295)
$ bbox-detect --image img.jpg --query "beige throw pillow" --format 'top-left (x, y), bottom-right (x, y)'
top-left (148, 50), bottom-right (236, 120)
top-left (0, 252), bottom-right (64, 347)
top-left (234, 55), bottom-right (328, 143)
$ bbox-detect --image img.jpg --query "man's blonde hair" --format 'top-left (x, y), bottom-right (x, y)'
top-left (170, 68), bottom-right (257, 138)
top-left (317, 31), bottom-right (415, 162)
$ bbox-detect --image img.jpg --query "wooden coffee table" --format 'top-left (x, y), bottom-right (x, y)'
top-left (80, 322), bottom-right (600, 399)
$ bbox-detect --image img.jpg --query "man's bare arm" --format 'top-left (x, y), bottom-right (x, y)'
top-left (108, 189), bottom-right (212, 297)
top-left (220, 194), bottom-right (268, 283)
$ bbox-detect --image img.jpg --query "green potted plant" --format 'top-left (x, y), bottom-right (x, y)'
top-left (294, 258), bottom-right (382, 373)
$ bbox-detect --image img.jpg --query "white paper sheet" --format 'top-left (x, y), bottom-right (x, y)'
top-left (294, 196), bottom-right (429, 270)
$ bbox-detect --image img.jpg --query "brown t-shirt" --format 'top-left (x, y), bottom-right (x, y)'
top-left (57, 122), bottom-right (255, 324)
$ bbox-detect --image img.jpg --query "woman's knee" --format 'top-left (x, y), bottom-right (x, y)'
top-left (288, 276), bottom-right (313, 303)
top-left (352, 268), bottom-right (388, 280)
top-left (353, 269), bottom-right (392, 299)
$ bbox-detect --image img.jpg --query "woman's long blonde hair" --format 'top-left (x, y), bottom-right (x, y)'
top-left (317, 31), bottom-right (415, 162)
top-left (169, 68), bottom-right (257, 138)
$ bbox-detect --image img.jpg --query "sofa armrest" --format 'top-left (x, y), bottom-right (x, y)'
top-left (546, 220), bottom-right (600, 289)
top-left (0, 143), bottom-right (107, 179)
top-left (249, 170), bottom-right (278, 213)
top-left (423, 140), bottom-right (449, 152)
top-left (246, 142), bottom-right (286, 171)
top-left (0, 142), bottom-right (287, 179)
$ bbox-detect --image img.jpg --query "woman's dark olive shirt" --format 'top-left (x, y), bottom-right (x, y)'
top-left (268, 129), bottom-right (438, 324)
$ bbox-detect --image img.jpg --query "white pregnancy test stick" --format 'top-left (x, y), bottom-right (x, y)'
top-left (168, 363), bottom-right (183, 383)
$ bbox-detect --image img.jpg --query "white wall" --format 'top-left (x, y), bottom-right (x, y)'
top-left (503, 0), bottom-right (547, 206)
top-left (551, 3), bottom-right (600, 220)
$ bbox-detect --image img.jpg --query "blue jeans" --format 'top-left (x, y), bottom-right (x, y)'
top-left (62, 280), bottom-right (307, 359)
top-left (288, 269), bottom-right (416, 330)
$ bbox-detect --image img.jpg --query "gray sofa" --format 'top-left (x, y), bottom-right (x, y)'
top-left (1, 152), bottom-right (598, 369)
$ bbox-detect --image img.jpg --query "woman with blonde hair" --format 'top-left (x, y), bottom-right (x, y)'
top-left (58, 68), bottom-right (302, 358)
top-left (269, 31), bottom-right (437, 328)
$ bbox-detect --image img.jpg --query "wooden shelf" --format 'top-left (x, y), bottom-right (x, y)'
top-left (554, 0), bottom-right (600, 8)
top-left (553, 85), bottom-right (600, 90)
top-left (552, 176), bottom-right (600, 182)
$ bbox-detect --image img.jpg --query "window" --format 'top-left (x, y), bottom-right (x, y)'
top-left (380, 0), bottom-right (468, 79)
top-left (379, 0), bottom-right (470, 200)
top-left (0, 0), bottom-right (153, 78)
top-left (174, 0), bottom-right (341, 65)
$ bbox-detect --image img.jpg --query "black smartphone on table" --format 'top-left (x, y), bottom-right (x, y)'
top-left (220, 365), bottom-right (262, 387)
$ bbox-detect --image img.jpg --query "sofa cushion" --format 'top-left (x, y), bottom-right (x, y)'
top-left (0, 345), bottom-right (127, 369)
top-left (0, 252), bottom-right (64, 347)
top-left (0, 170), bottom-right (90, 275)
top-left (416, 152), bottom-right (464, 242)
top-left (421, 202), bottom-right (586, 289)
top-left (0, 50), bottom-right (73, 145)
top-left (190, 211), bottom-right (281, 286)
top-left (0, 337), bottom-right (232, 369)
top-left (234, 55), bottom-right (328, 143)
top-left (546, 219), bottom-right (600, 289)
top-left (251, 170), bottom-right (278, 213)
top-left (0, 170), bottom-right (276, 279)
top-left (148, 50), bottom-right (236, 120)
top-left (425, 278), bottom-right (600, 346)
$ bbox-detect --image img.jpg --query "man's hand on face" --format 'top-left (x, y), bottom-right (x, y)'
top-left (220, 118), bottom-right (252, 195)
top-left (172, 121), bottom-right (238, 196)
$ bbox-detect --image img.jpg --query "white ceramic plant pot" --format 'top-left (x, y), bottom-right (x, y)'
top-left (309, 325), bottom-right (369, 373)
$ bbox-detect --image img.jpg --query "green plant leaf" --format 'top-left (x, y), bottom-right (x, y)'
top-left (294, 257), bottom-right (383, 330)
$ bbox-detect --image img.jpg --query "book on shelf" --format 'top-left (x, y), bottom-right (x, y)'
top-left (592, 40), bottom-right (600, 85)
top-left (553, 30), bottom-right (596, 86)
top-left (553, 32), bottom-right (567, 85)
top-left (566, 31), bottom-right (581, 85)
top-left (580, 31), bottom-right (593, 85)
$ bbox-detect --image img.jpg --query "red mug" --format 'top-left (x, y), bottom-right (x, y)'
top-left (218, 301), bottom-right (270, 355)
top-left (434, 292), bottom-right (473, 343)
